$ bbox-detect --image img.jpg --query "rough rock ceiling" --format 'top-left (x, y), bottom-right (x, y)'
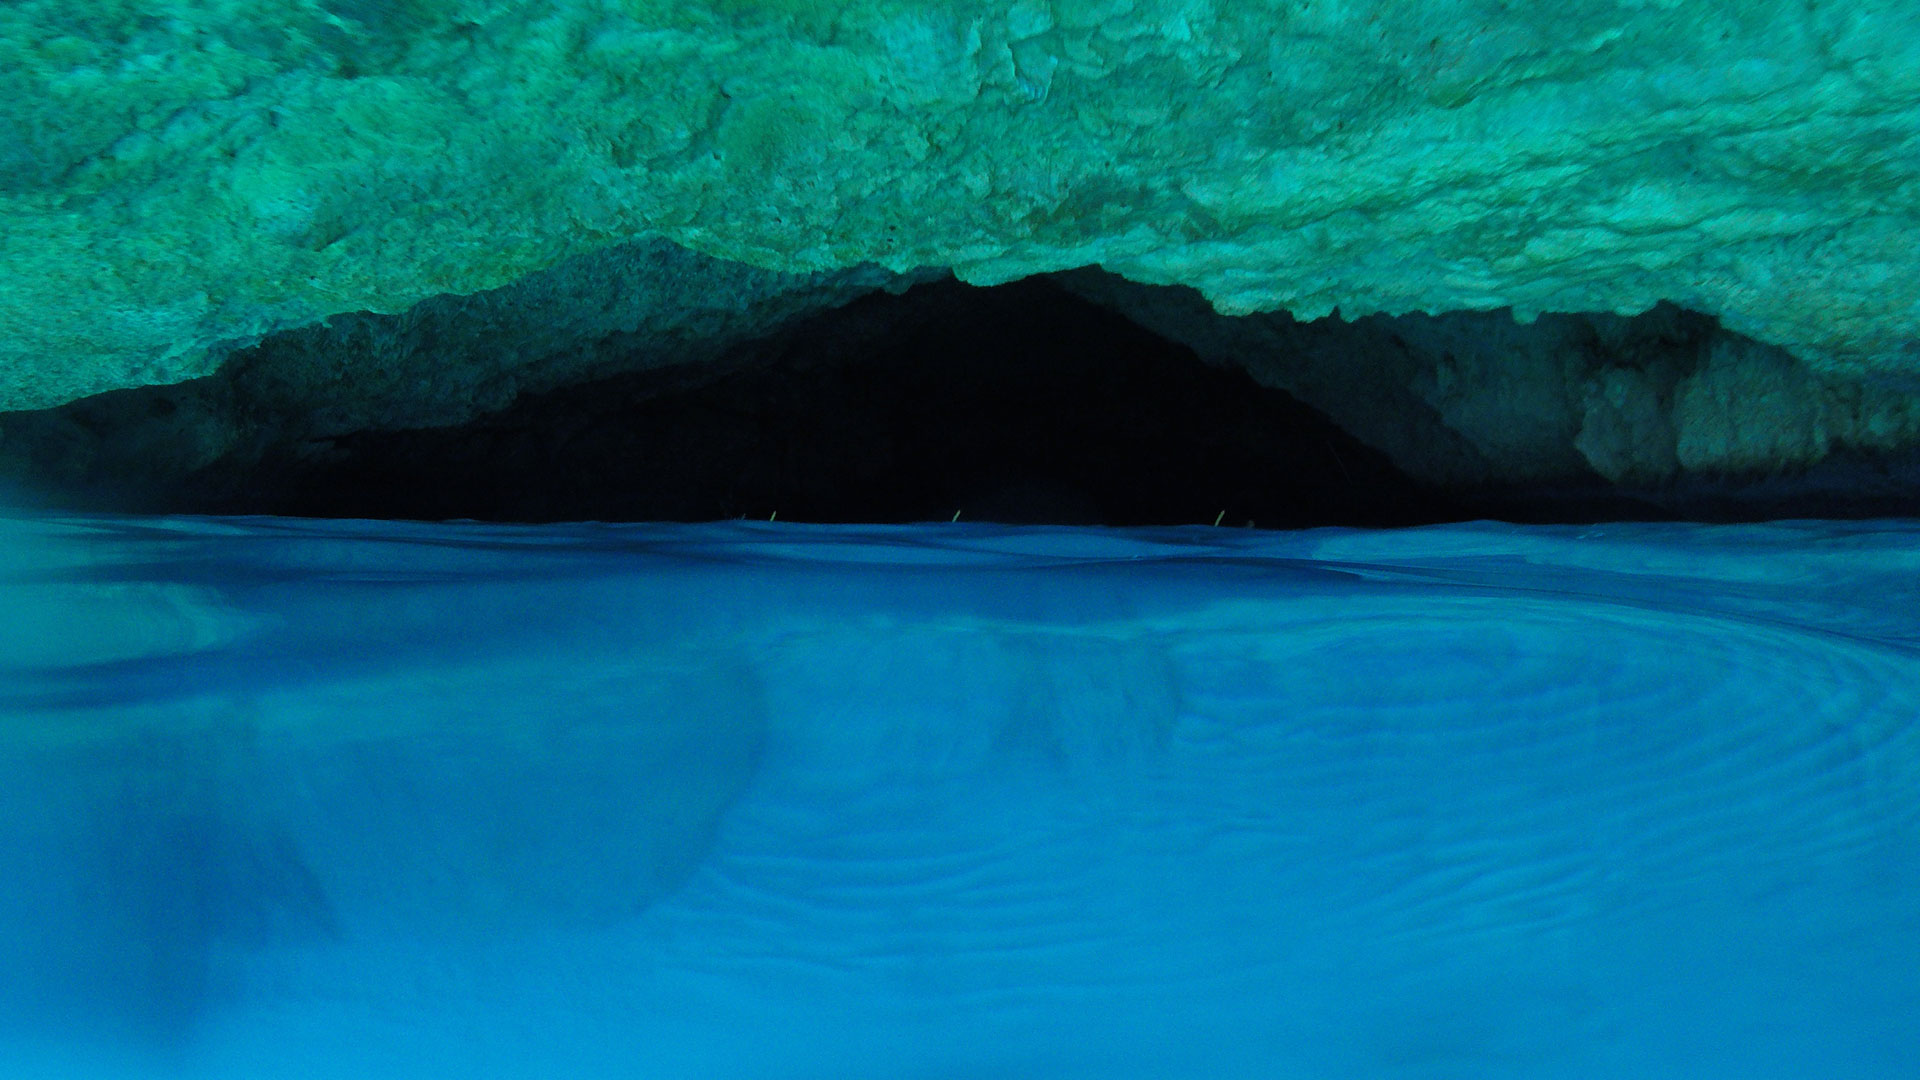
top-left (5, 0), bottom-right (1920, 413)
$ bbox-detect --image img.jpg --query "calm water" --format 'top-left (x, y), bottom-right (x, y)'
top-left (1, 514), bottom-right (1916, 1078)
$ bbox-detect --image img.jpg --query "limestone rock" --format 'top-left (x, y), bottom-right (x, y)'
top-left (1053, 270), bottom-right (1920, 494)
top-left (5, 0), bottom-right (1920, 410)
top-left (0, 237), bottom-right (932, 498)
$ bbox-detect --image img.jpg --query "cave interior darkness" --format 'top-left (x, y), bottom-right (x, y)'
top-left (227, 276), bottom-right (1448, 529)
top-left (10, 273), bottom-right (1918, 528)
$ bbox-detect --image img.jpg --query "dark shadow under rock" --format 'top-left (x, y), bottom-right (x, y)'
top-left (6, 255), bottom-right (1918, 527)
top-left (160, 277), bottom-right (1447, 528)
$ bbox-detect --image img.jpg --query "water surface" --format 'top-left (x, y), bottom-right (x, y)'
top-left (2, 515), bottom-right (1916, 1078)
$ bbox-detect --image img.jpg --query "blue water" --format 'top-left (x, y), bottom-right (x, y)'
top-left (1, 513), bottom-right (1916, 1078)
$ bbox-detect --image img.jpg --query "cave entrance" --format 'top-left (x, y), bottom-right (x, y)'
top-left (201, 276), bottom-right (1444, 527)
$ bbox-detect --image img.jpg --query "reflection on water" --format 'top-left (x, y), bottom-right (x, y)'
top-left (1, 514), bottom-right (1917, 1078)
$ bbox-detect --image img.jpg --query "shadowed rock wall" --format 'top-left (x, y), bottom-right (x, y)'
top-left (6, 244), bottom-right (1918, 524)
top-left (1055, 270), bottom-right (1920, 499)
top-left (0, 238), bottom-right (932, 501)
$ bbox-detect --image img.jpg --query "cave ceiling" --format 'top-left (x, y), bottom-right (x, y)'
top-left (4, 0), bottom-right (1920, 411)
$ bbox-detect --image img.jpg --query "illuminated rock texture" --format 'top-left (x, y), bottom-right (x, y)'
top-left (5, 0), bottom-right (1920, 416)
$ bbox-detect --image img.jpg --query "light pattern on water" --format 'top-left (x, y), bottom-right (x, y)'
top-left (1, 514), bottom-right (1916, 1079)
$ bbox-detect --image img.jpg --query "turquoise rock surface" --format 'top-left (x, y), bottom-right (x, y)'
top-left (5, 1), bottom-right (1919, 410)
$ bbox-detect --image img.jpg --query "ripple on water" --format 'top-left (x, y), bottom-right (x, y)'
top-left (0, 515), bottom-right (1915, 1077)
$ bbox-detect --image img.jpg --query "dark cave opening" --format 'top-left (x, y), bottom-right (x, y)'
top-left (7, 268), bottom-right (1919, 527)
top-left (136, 277), bottom-right (1452, 528)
